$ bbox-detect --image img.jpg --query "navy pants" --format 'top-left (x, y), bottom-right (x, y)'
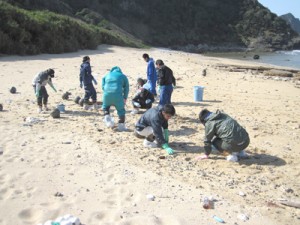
top-left (84, 83), bottom-right (97, 103)
top-left (159, 84), bottom-right (173, 106)
top-left (33, 85), bottom-right (48, 106)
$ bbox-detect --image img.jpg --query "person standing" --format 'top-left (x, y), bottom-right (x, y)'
top-left (197, 109), bottom-right (250, 162)
top-left (155, 59), bottom-right (176, 107)
top-left (32, 68), bottom-right (57, 113)
top-left (102, 66), bottom-right (129, 131)
top-left (79, 56), bottom-right (98, 110)
top-left (142, 53), bottom-right (157, 96)
top-left (134, 104), bottom-right (176, 155)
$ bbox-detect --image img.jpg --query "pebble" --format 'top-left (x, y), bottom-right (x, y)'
top-left (146, 194), bottom-right (155, 201)
top-left (237, 214), bottom-right (249, 221)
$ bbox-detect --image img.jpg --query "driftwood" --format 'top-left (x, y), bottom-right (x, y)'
top-left (278, 199), bottom-right (300, 209)
top-left (215, 63), bottom-right (300, 78)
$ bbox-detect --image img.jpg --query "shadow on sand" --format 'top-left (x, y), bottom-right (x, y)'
top-left (238, 153), bottom-right (286, 166)
top-left (170, 141), bottom-right (200, 154)
top-left (171, 126), bottom-right (198, 136)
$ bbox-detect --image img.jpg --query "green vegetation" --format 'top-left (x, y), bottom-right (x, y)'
top-left (1, 0), bottom-right (299, 55)
top-left (0, 1), bottom-right (145, 55)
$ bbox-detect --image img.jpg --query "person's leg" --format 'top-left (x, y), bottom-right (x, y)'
top-left (149, 79), bottom-right (157, 96)
top-left (115, 97), bottom-right (126, 131)
top-left (40, 86), bottom-right (49, 110)
top-left (159, 85), bottom-right (167, 106)
top-left (165, 85), bottom-right (173, 104)
top-left (33, 85), bottom-right (43, 112)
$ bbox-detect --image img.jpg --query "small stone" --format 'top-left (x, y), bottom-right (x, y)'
top-left (146, 194), bottom-right (155, 201)
top-left (54, 192), bottom-right (64, 197)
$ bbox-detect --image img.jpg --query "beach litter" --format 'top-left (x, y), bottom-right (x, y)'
top-left (237, 213), bottom-right (249, 221)
top-left (278, 199), bottom-right (300, 209)
top-left (146, 194), bottom-right (155, 201)
top-left (213, 215), bottom-right (225, 223)
top-left (37, 214), bottom-right (81, 225)
top-left (24, 117), bottom-right (46, 125)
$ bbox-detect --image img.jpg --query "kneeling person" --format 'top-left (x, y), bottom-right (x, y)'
top-left (135, 104), bottom-right (175, 155)
top-left (198, 109), bottom-right (250, 162)
top-left (131, 88), bottom-right (155, 114)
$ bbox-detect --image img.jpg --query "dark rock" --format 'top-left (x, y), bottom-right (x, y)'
top-left (10, 86), bottom-right (17, 94)
top-left (79, 98), bottom-right (84, 107)
top-left (62, 91), bottom-right (71, 100)
top-left (50, 108), bottom-right (60, 118)
top-left (253, 55), bottom-right (260, 60)
top-left (74, 96), bottom-right (81, 104)
top-left (0, 104), bottom-right (3, 111)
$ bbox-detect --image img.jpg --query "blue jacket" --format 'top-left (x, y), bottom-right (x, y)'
top-left (102, 66), bottom-right (129, 99)
top-left (80, 62), bottom-right (94, 85)
top-left (146, 58), bottom-right (157, 82)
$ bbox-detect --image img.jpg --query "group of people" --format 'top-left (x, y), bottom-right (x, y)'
top-left (31, 53), bottom-right (250, 161)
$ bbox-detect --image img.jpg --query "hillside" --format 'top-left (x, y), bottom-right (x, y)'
top-left (1, 0), bottom-right (300, 55)
top-left (281, 13), bottom-right (300, 35)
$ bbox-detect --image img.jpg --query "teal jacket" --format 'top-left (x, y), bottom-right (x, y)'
top-left (102, 66), bottom-right (129, 99)
top-left (203, 111), bottom-right (249, 155)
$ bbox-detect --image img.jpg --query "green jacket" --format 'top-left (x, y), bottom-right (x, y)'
top-left (203, 111), bottom-right (249, 155)
top-left (102, 66), bottom-right (129, 99)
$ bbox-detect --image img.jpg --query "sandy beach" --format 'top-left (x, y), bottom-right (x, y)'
top-left (0, 45), bottom-right (299, 225)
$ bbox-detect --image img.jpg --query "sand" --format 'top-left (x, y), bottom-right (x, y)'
top-left (0, 45), bottom-right (299, 225)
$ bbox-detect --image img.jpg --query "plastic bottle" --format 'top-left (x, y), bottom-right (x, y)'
top-left (203, 197), bottom-right (211, 209)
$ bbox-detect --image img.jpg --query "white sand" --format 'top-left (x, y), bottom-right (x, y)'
top-left (0, 45), bottom-right (299, 225)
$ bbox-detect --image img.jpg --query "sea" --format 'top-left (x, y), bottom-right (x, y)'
top-left (205, 50), bottom-right (300, 70)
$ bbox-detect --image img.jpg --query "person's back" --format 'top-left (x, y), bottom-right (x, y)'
top-left (205, 111), bottom-right (248, 144)
top-left (103, 66), bottom-right (128, 96)
top-left (80, 61), bottom-right (93, 85)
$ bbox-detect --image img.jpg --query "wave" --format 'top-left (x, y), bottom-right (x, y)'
top-left (276, 50), bottom-right (300, 55)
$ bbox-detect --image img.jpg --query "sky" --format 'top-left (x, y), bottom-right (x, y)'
top-left (258, 0), bottom-right (300, 19)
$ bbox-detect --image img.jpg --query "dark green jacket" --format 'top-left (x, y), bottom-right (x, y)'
top-left (203, 111), bottom-right (249, 155)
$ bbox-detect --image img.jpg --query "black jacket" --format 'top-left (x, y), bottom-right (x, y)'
top-left (132, 88), bottom-right (154, 109)
top-left (157, 65), bottom-right (176, 86)
top-left (135, 107), bottom-right (168, 145)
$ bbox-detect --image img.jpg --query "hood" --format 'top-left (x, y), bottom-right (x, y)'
top-left (205, 110), bottom-right (222, 123)
top-left (110, 66), bottom-right (122, 73)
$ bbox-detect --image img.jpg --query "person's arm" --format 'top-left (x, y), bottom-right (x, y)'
top-left (123, 75), bottom-right (129, 100)
top-left (35, 83), bottom-right (41, 97)
top-left (47, 79), bottom-right (57, 92)
top-left (102, 76), bottom-right (106, 91)
top-left (203, 124), bottom-right (215, 156)
top-left (171, 71), bottom-right (176, 87)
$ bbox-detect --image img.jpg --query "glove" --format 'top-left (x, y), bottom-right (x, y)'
top-left (162, 143), bottom-right (174, 155)
top-left (173, 85), bottom-right (177, 89)
top-left (93, 78), bottom-right (98, 85)
top-left (35, 92), bottom-right (39, 97)
top-left (164, 129), bottom-right (169, 143)
top-left (52, 86), bottom-right (57, 92)
top-left (145, 99), bottom-right (152, 104)
top-left (80, 83), bottom-right (83, 88)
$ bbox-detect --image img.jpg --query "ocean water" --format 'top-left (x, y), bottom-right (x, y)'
top-left (206, 50), bottom-right (300, 70)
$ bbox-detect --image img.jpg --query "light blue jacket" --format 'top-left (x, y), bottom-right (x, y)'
top-left (102, 66), bottom-right (129, 99)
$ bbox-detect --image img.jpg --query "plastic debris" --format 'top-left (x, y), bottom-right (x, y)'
top-left (213, 215), bottom-right (225, 223)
